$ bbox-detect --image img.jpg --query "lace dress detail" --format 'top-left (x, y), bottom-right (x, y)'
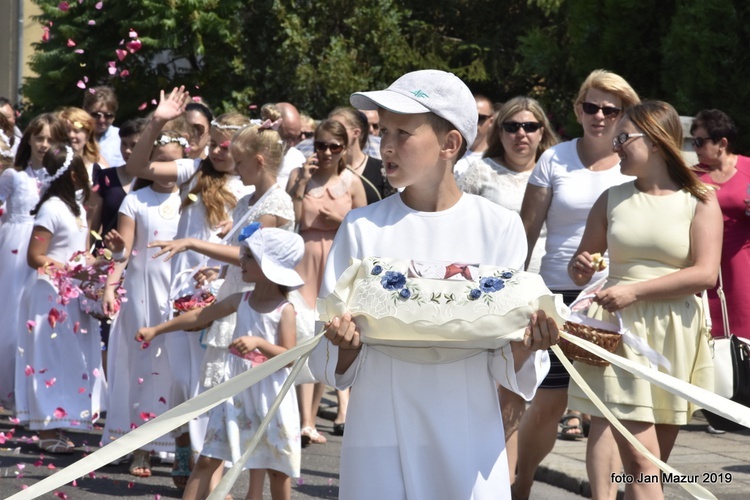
top-left (200, 188), bottom-right (295, 387)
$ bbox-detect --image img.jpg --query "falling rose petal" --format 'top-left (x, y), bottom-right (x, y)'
top-left (50, 333), bottom-right (57, 339)
top-left (116, 49), bottom-right (127, 61)
top-left (140, 341), bottom-right (150, 350)
top-left (151, 99), bottom-right (157, 105)
top-left (76, 80), bottom-right (86, 89)
top-left (138, 102), bottom-right (148, 111)
top-left (129, 29), bottom-right (138, 38)
top-left (45, 378), bottom-right (57, 388)
top-left (84, 76), bottom-right (89, 83)
top-left (42, 27), bottom-right (50, 43)
top-left (58, 2), bottom-right (69, 11)
top-left (66, 39), bottom-right (76, 47)
top-left (39, 368), bottom-right (48, 374)
top-left (130, 423), bottom-right (137, 430)
top-left (248, 104), bottom-right (258, 110)
top-left (82, 373), bottom-right (88, 380)
top-left (155, 495), bottom-right (161, 500)
top-left (48, 308), bottom-right (62, 328)
top-left (95, 1), bottom-right (103, 9)
top-left (73, 321), bottom-right (79, 333)
top-left (158, 396), bottom-right (166, 404)
top-left (90, 183), bottom-right (100, 192)
top-left (80, 410), bottom-right (90, 418)
top-left (126, 39), bottom-right (142, 53)
top-left (120, 69), bottom-right (130, 78)
top-left (107, 66), bottom-right (117, 76)
top-left (25, 365), bottom-right (34, 376)
top-left (297, 478), bottom-right (304, 485)
top-left (9, 416), bottom-right (20, 424)
top-left (88, 20), bottom-right (96, 26)
top-left (153, 230), bottom-right (159, 236)
top-left (34, 460), bottom-right (43, 467)
top-left (53, 407), bottom-right (67, 418)
top-left (104, 175), bottom-right (111, 186)
top-left (74, 49), bottom-right (84, 54)
top-left (128, 482), bottom-right (134, 488)
top-left (72, 479), bottom-right (77, 486)
top-left (0, 432), bottom-right (5, 444)
top-left (192, 96), bottom-right (202, 103)
top-left (47, 463), bottom-right (56, 469)
top-left (11, 249), bottom-right (19, 254)
top-left (78, 387), bottom-right (85, 393)
top-left (16, 464), bottom-right (25, 470)
top-left (92, 368), bottom-right (101, 378)
top-left (54, 492), bottom-right (68, 499)
top-left (137, 377), bottom-right (144, 384)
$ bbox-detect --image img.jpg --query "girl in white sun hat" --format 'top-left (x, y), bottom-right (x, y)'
top-left (136, 223), bottom-right (303, 500)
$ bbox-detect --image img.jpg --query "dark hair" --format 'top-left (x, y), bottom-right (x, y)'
top-left (82, 85), bottom-right (119, 113)
top-left (31, 146), bottom-right (91, 217)
top-left (314, 119), bottom-right (349, 173)
top-left (690, 109), bottom-right (739, 154)
top-left (186, 102), bottom-right (213, 124)
top-left (132, 177), bottom-right (153, 191)
top-left (0, 97), bottom-right (12, 107)
top-left (14, 113), bottom-right (69, 171)
top-left (119, 117), bottom-right (148, 138)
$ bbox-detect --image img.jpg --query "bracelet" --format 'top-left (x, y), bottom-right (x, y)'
top-left (111, 248), bottom-right (127, 262)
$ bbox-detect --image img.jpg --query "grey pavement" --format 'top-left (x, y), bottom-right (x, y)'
top-left (536, 411), bottom-right (750, 499)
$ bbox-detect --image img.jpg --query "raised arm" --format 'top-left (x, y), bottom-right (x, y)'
top-left (125, 87), bottom-right (189, 183)
top-left (568, 191), bottom-right (609, 287)
top-left (520, 184), bottom-right (552, 270)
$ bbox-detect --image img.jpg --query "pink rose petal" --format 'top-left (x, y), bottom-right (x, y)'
top-left (120, 69), bottom-right (130, 78)
top-left (116, 49), bottom-right (127, 61)
top-left (107, 66), bottom-right (117, 75)
top-left (95, 1), bottom-right (103, 9)
top-left (129, 29), bottom-right (138, 38)
top-left (26, 320), bottom-right (36, 332)
top-left (138, 102), bottom-right (147, 111)
top-left (74, 49), bottom-right (84, 54)
top-left (58, 2), bottom-right (69, 11)
top-left (25, 365), bottom-right (34, 376)
top-left (88, 20), bottom-right (96, 26)
top-left (44, 378), bottom-right (56, 388)
top-left (53, 407), bottom-right (67, 419)
top-left (92, 368), bottom-right (100, 378)
top-left (76, 80), bottom-right (86, 89)
top-left (66, 39), bottom-right (76, 47)
top-left (137, 377), bottom-right (144, 384)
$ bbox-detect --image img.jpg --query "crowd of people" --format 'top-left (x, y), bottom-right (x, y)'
top-left (0, 65), bottom-right (745, 500)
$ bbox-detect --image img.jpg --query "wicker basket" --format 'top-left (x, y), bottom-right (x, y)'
top-left (561, 320), bottom-right (621, 367)
top-left (173, 292), bottom-right (216, 332)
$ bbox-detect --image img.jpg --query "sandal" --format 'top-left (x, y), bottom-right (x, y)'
top-left (558, 413), bottom-right (584, 440)
top-left (171, 445), bottom-right (193, 489)
top-left (332, 422), bottom-right (345, 436)
top-left (38, 431), bottom-right (75, 454)
top-left (301, 426), bottom-right (327, 447)
top-left (129, 449), bottom-right (152, 477)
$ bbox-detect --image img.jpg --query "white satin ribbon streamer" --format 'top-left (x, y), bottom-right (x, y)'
top-left (555, 330), bottom-right (750, 499)
top-left (7, 332), bottom-right (325, 500)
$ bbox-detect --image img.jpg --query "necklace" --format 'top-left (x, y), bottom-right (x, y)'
top-left (353, 154), bottom-right (368, 174)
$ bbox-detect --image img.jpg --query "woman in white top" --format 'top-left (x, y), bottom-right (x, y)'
top-left (514, 70), bottom-right (640, 500)
top-left (457, 96), bottom-right (559, 484)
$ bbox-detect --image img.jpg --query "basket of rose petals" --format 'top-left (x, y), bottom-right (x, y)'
top-left (173, 291), bottom-right (216, 331)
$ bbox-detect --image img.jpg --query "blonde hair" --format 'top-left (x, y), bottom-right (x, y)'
top-left (58, 106), bottom-right (100, 165)
top-left (180, 112), bottom-right (251, 225)
top-left (231, 125), bottom-right (285, 176)
top-left (484, 96), bottom-right (560, 162)
top-left (623, 100), bottom-right (710, 202)
top-left (260, 104), bottom-right (282, 122)
top-left (573, 70), bottom-right (640, 112)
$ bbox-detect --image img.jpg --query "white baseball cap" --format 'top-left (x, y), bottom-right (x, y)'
top-left (242, 228), bottom-right (304, 288)
top-left (350, 69), bottom-right (478, 147)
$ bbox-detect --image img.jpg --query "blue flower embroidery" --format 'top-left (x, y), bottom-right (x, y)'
top-left (479, 276), bottom-right (505, 293)
top-left (501, 271), bottom-right (514, 279)
top-left (381, 271), bottom-right (407, 290)
top-left (399, 288), bottom-right (412, 299)
top-left (371, 265), bottom-right (383, 275)
top-left (469, 288), bottom-right (482, 300)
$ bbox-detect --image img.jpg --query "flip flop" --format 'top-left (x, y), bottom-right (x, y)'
top-left (171, 445), bottom-right (193, 489)
top-left (129, 450), bottom-right (152, 478)
top-left (558, 413), bottom-right (584, 440)
top-left (38, 434), bottom-right (75, 454)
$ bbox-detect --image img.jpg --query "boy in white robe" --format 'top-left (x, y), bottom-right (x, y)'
top-left (309, 70), bottom-right (559, 500)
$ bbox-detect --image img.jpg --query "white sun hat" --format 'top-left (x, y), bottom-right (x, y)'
top-left (349, 69), bottom-right (478, 147)
top-left (242, 227), bottom-right (305, 288)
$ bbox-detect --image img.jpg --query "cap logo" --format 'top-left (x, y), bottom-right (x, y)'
top-left (410, 90), bottom-right (429, 98)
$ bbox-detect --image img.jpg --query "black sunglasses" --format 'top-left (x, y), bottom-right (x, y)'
top-left (300, 131), bottom-right (314, 139)
top-left (692, 136), bottom-right (713, 149)
top-left (314, 141), bottom-right (344, 154)
top-left (89, 111), bottom-right (115, 120)
top-left (478, 114), bottom-right (493, 125)
top-left (581, 102), bottom-right (621, 118)
top-left (502, 121), bottom-right (542, 133)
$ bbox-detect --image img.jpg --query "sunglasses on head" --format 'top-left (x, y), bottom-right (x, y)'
top-left (314, 141), bottom-right (344, 154)
top-left (478, 114), bottom-right (493, 125)
top-left (691, 136), bottom-right (713, 149)
top-left (501, 121), bottom-right (542, 133)
top-left (89, 111), bottom-right (115, 120)
top-left (581, 102), bottom-right (621, 118)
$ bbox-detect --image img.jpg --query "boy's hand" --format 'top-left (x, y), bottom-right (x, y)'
top-left (136, 327), bottom-right (156, 343)
top-left (325, 313), bottom-right (361, 350)
top-left (522, 310), bottom-right (559, 351)
top-left (229, 336), bottom-right (260, 355)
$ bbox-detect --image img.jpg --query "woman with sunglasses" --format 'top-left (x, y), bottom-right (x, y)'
top-left (286, 119), bottom-right (366, 444)
top-left (690, 109), bottom-right (750, 342)
top-left (513, 70), bottom-right (639, 500)
top-left (568, 101), bottom-right (719, 500)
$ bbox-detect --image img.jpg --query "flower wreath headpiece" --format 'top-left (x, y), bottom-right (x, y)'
top-left (0, 129), bottom-right (13, 159)
top-left (154, 134), bottom-right (190, 150)
top-left (210, 119), bottom-right (249, 131)
top-left (41, 146), bottom-right (74, 190)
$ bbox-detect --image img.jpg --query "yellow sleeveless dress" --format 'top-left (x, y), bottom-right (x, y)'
top-left (568, 181), bottom-right (714, 425)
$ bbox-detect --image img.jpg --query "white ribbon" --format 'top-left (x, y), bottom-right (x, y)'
top-left (7, 332), bottom-right (324, 500)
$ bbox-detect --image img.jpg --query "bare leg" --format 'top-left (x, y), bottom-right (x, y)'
top-left (268, 468), bottom-right (291, 500)
top-left (498, 385), bottom-right (526, 483)
top-left (334, 388), bottom-right (350, 426)
top-left (587, 417), bottom-right (622, 500)
top-left (246, 468), bottom-right (266, 500)
top-left (611, 420), bottom-right (678, 500)
top-left (512, 388), bottom-right (568, 498)
top-left (297, 383), bottom-right (316, 430)
top-left (182, 455), bottom-right (223, 500)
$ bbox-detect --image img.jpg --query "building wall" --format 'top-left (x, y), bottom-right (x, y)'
top-left (0, 0), bottom-right (43, 104)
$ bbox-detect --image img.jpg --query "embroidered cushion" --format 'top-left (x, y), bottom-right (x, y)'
top-left (317, 257), bottom-right (569, 351)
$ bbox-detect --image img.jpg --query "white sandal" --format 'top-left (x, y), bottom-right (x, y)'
top-left (301, 426), bottom-right (327, 446)
top-left (38, 432), bottom-right (75, 454)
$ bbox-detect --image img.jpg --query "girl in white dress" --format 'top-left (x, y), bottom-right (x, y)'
top-left (0, 114), bottom-right (67, 411)
top-left (124, 86), bottom-right (253, 489)
top-left (100, 131), bottom-right (188, 477)
top-left (19, 146), bottom-right (105, 453)
top-left (136, 227), bottom-right (303, 500)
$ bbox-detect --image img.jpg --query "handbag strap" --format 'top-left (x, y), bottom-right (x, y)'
top-left (717, 268), bottom-right (731, 339)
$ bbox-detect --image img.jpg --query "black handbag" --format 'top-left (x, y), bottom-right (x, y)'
top-left (703, 270), bottom-right (750, 431)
